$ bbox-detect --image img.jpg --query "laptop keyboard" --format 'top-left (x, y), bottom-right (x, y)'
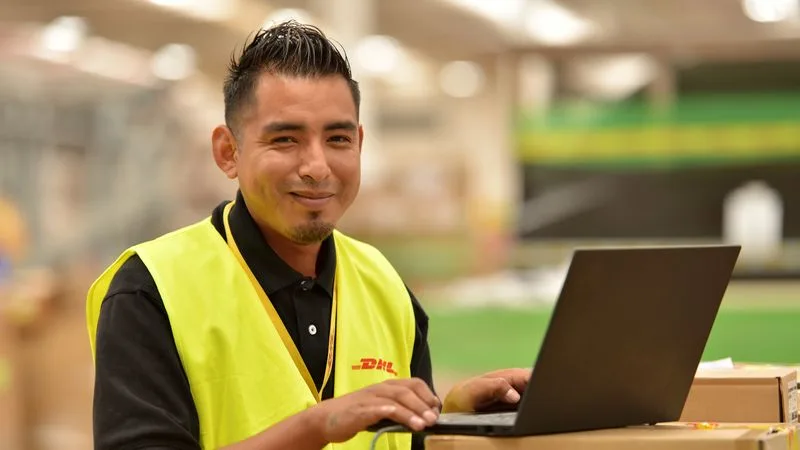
top-left (436, 412), bottom-right (517, 426)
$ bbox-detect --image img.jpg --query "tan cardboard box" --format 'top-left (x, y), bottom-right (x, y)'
top-left (0, 321), bottom-right (24, 450)
top-left (21, 303), bottom-right (94, 450)
top-left (680, 368), bottom-right (798, 424)
top-left (735, 363), bottom-right (800, 385)
top-left (425, 423), bottom-right (798, 450)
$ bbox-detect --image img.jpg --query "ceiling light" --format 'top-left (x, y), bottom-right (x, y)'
top-left (39, 16), bottom-right (88, 54)
top-left (151, 44), bottom-right (196, 81)
top-left (567, 54), bottom-right (657, 101)
top-left (742, 0), bottom-right (797, 22)
top-left (438, 60), bottom-right (485, 98)
top-left (146, 0), bottom-right (235, 21)
top-left (524, 0), bottom-right (593, 45)
top-left (354, 35), bottom-right (401, 77)
top-left (149, 0), bottom-right (191, 6)
top-left (263, 8), bottom-right (313, 28)
top-left (443, 0), bottom-right (526, 24)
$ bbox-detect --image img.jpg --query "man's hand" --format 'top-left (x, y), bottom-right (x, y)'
top-left (222, 378), bottom-right (439, 450)
top-left (441, 368), bottom-right (531, 413)
top-left (310, 378), bottom-right (441, 444)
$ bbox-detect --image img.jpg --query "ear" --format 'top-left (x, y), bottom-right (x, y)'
top-left (212, 125), bottom-right (239, 179)
top-left (357, 124), bottom-right (364, 153)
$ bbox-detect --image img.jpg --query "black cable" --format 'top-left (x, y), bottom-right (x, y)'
top-left (368, 425), bottom-right (407, 450)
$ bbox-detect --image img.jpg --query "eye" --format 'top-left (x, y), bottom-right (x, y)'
top-left (329, 135), bottom-right (352, 143)
top-left (271, 136), bottom-right (297, 144)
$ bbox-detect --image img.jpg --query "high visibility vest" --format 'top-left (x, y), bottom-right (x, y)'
top-left (87, 208), bottom-right (415, 450)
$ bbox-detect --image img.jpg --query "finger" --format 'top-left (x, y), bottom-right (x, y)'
top-left (378, 383), bottom-right (439, 426)
top-left (324, 400), bottom-right (422, 443)
top-left (357, 400), bottom-right (429, 432)
top-left (381, 378), bottom-right (441, 410)
top-left (403, 377), bottom-right (442, 409)
top-left (471, 378), bottom-right (521, 411)
top-left (483, 368), bottom-right (531, 391)
top-left (507, 369), bottom-right (531, 391)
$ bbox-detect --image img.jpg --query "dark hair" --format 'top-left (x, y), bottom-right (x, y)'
top-left (223, 20), bottom-right (360, 134)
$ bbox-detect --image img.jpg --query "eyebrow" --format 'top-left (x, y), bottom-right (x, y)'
top-left (261, 122), bottom-right (304, 134)
top-left (324, 121), bottom-right (358, 132)
top-left (260, 120), bottom-right (357, 135)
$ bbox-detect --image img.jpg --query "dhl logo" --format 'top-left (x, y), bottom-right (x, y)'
top-left (351, 358), bottom-right (398, 376)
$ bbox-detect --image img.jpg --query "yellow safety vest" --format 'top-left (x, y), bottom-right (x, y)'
top-left (87, 203), bottom-right (415, 450)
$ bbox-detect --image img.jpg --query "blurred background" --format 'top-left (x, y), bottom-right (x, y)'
top-left (1, 0), bottom-right (800, 448)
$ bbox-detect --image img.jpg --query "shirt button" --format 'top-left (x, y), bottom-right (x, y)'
top-left (300, 279), bottom-right (313, 291)
top-left (308, 324), bottom-right (317, 335)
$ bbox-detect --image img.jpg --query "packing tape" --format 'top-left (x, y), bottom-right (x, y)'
top-left (684, 422), bottom-right (799, 450)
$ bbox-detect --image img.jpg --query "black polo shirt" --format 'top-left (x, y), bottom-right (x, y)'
top-left (92, 191), bottom-right (434, 450)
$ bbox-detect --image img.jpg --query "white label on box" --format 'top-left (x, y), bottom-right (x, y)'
top-left (788, 382), bottom-right (798, 424)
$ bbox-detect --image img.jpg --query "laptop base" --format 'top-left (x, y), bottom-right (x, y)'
top-left (368, 412), bottom-right (518, 436)
top-left (424, 412), bottom-right (517, 436)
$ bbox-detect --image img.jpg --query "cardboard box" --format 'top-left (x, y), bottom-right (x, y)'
top-left (20, 303), bottom-right (94, 450)
top-left (0, 321), bottom-right (24, 450)
top-left (425, 423), bottom-right (798, 450)
top-left (680, 368), bottom-right (798, 424)
top-left (735, 363), bottom-right (800, 385)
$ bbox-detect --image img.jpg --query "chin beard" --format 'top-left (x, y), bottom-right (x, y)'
top-left (289, 220), bottom-right (335, 245)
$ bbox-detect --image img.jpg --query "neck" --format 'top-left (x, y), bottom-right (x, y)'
top-left (236, 192), bottom-right (321, 277)
top-left (259, 226), bottom-right (321, 278)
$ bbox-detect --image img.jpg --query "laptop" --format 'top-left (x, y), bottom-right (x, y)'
top-left (371, 244), bottom-right (741, 437)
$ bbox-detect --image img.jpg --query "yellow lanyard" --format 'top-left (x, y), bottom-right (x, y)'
top-left (222, 201), bottom-right (337, 403)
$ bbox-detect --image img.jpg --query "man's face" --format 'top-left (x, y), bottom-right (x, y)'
top-left (234, 73), bottom-right (362, 245)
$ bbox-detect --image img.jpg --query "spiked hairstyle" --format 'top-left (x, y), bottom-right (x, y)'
top-left (223, 21), bottom-right (361, 135)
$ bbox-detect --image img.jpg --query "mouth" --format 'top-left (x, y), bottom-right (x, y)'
top-left (290, 192), bottom-right (335, 208)
top-left (290, 191), bottom-right (335, 200)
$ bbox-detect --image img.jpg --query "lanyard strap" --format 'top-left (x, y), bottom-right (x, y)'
top-left (222, 201), bottom-right (337, 402)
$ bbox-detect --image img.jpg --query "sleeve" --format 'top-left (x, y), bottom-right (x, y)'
top-left (92, 255), bottom-right (201, 450)
top-left (407, 286), bottom-right (434, 392)
top-left (407, 286), bottom-right (435, 450)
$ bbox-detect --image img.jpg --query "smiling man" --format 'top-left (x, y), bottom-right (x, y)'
top-left (86, 21), bottom-right (529, 450)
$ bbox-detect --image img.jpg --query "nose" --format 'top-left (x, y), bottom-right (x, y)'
top-left (297, 141), bottom-right (332, 182)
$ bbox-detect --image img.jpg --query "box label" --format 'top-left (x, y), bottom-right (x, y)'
top-left (788, 382), bottom-right (798, 423)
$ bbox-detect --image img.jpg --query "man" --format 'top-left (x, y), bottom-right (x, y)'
top-left (87, 21), bottom-right (529, 450)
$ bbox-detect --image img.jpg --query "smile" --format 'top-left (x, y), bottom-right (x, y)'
top-left (290, 192), bottom-right (334, 208)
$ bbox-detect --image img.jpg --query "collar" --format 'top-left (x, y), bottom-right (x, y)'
top-left (220, 190), bottom-right (336, 297)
